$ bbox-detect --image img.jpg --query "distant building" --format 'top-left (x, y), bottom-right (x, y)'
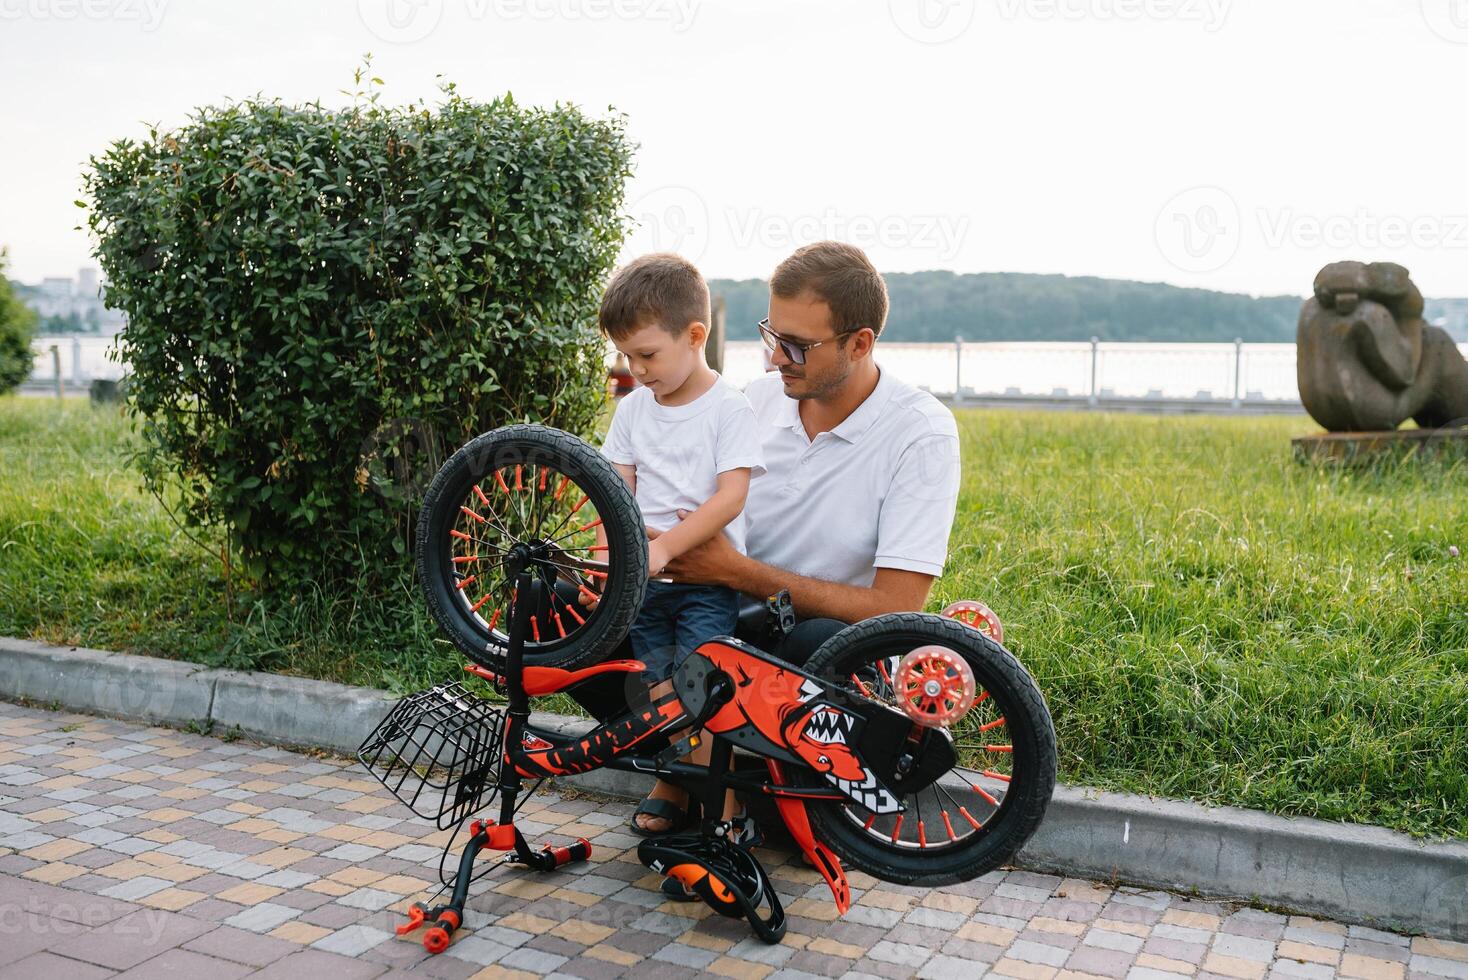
top-left (17, 267), bottom-right (123, 333)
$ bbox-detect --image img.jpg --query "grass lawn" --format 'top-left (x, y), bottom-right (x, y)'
top-left (1, 394), bottom-right (1465, 838)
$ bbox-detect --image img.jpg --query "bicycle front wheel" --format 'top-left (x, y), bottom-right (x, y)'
top-left (416, 424), bottom-right (647, 672)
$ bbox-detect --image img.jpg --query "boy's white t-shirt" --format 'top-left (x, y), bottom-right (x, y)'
top-left (600, 375), bottom-right (765, 554)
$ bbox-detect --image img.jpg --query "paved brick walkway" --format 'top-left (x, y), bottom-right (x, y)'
top-left (1, 700), bottom-right (1465, 979)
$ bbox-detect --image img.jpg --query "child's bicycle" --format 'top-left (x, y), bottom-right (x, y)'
top-left (356, 424), bottom-right (1055, 951)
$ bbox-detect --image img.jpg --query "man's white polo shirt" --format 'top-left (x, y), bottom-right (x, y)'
top-left (742, 365), bottom-right (962, 589)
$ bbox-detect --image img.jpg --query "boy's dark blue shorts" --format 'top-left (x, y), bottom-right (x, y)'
top-left (627, 581), bottom-right (740, 682)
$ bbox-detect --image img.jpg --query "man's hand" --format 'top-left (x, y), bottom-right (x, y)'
top-left (648, 511), bottom-right (934, 621)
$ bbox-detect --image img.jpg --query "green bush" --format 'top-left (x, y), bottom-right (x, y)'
top-left (82, 79), bottom-right (633, 593)
top-left (0, 249), bottom-right (38, 396)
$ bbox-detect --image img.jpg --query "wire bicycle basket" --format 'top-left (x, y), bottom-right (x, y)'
top-left (357, 682), bottom-right (506, 829)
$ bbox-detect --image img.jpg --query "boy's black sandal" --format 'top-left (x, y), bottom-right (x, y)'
top-left (629, 797), bottom-right (693, 837)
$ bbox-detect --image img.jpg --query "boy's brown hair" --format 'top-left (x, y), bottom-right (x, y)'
top-left (770, 241), bottom-right (888, 339)
top-left (599, 252), bottom-right (711, 341)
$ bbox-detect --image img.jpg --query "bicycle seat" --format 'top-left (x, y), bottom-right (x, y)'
top-left (464, 660), bottom-right (646, 696)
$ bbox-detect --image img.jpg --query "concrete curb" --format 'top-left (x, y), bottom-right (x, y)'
top-left (0, 637), bottom-right (215, 728)
top-left (208, 669), bottom-right (396, 757)
top-left (3, 636), bottom-right (1465, 939)
top-left (1027, 786), bottom-right (1468, 941)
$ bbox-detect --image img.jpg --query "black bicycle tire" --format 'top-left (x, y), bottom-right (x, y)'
top-left (797, 612), bottom-right (1056, 886)
top-left (415, 424), bottom-right (647, 672)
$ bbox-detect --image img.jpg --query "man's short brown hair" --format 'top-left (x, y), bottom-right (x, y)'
top-left (599, 252), bottom-right (711, 341)
top-left (770, 241), bottom-right (889, 338)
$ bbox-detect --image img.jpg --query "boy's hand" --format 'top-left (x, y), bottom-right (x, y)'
top-left (575, 575), bottom-right (601, 611)
top-left (647, 540), bottom-right (672, 580)
top-left (656, 509), bottom-right (737, 588)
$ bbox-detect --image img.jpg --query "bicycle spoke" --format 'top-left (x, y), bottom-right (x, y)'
top-left (468, 482), bottom-right (520, 542)
top-left (539, 557), bottom-right (609, 584)
top-left (542, 509), bottom-right (602, 549)
top-left (537, 488), bottom-right (592, 545)
top-left (914, 784), bottom-right (925, 848)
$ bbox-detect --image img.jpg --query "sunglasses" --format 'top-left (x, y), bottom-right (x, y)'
top-left (757, 318), bottom-right (848, 366)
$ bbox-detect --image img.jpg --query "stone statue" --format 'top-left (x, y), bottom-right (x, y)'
top-left (1297, 261), bottom-right (1468, 431)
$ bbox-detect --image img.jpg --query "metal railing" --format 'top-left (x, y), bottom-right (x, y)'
top-left (32, 334), bottom-right (1468, 412)
top-left (717, 338), bottom-right (1312, 408)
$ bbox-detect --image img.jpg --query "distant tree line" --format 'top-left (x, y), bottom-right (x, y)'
top-left (16, 309), bottom-right (103, 333)
top-left (8, 269), bottom-right (1464, 347)
top-left (712, 270), bottom-right (1468, 344)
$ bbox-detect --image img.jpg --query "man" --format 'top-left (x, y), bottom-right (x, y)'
top-left (584, 240), bottom-right (963, 833)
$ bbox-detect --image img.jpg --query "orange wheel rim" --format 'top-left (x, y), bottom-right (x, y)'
top-left (448, 459), bottom-right (612, 651)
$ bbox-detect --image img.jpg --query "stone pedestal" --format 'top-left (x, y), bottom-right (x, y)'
top-left (1292, 427), bottom-right (1468, 463)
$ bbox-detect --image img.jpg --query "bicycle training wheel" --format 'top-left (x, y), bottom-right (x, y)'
top-left (416, 424), bottom-right (647, 672)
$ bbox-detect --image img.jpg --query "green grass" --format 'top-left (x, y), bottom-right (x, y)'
top-left (0, 396), bottom-right (463, 695)
top-left (939, 409), bottom-right (1467, 840)
top-left (2, 396), bottom-right (1465, 838)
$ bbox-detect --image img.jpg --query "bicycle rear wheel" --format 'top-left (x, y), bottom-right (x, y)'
top-left (797, 613), bottom-right (1056, 886)
top-left (416, 424), bottom-right (647, 672)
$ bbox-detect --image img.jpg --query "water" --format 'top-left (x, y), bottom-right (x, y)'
top-left (718, 340), bottom-right (1303, 401)
top-left (29, 335), bottom-right (126, 385)
top-left (31, 334), bottom-right (1468, 405)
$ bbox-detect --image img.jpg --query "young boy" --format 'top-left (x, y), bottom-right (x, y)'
top-left (595, 252), bottom-right (763, 679)
top-left (591, 252), bottom-right (763, 836)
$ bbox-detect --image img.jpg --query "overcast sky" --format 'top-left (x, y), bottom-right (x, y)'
top-left (3, 0), bottom-right (1466, 298)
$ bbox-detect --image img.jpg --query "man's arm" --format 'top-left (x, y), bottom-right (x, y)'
top-left (726, 556), bottom-right (937, 622)
top-left (654, 516), bottom-right (935, 622)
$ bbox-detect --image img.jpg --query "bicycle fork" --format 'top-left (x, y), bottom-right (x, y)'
top-left (396, 572), bottom-right (593, 953)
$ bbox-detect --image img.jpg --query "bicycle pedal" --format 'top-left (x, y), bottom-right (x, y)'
top-left (762, 589), bottom-right (796, 646)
